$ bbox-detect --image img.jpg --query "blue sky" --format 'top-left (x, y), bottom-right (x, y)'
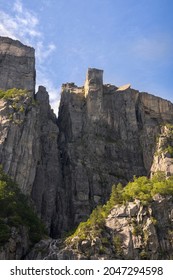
top-left (0, 0), bottom-right (173, 114)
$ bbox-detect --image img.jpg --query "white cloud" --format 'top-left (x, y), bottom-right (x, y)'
top-left (0, 1), bottom-right (40, 43)
top-left (0, 11), bottom-right (18, 39)
top-left (36, 41), bottom-right (56, 63)
top-left (0, 0), bottom-right (58, 112)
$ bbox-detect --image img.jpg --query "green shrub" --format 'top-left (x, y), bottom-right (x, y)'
top-left (0, 166), bottom-right (46, 247)
top-left (151, 171), bottom-right (166, 182)
top-left (164, 145), bottom-right (173, 157)
top-left (0, 88), bottom-right (28, 100)
top-left (0, 222), bottom-right (11, 245)
top-left (140, 250), bottom-right (149, 259)
top-left (132, 224), bottom-right (143, 236)
top-left (99, 245), bottom-right (106, 254)
top-left (66, 172), bottom-right (173, 245)
top-left (122, 173), bottom-right (173, 204)
top-left (105, 183), bottom-right (123, 210)
top-left (150, 217), bottom-right (158, 225)
top-left (165, 123), bottom-right (173, 131)
top-left (113, 236), bottom-right (123, 255)
top-left (122, 176), bottom-right (153, 204)
top-left (19, 105), bottom-right (25, 113)
top-left (66, 205), bottom-right (107, 243)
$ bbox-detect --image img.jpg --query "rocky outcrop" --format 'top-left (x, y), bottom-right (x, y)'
top-left (151, 125), bottom-right (173, 176)
top-left (0, 37), bottom-right (35, 92)
top-left (0, 226), bottom-right (29, 260)
top-left (27, 196), bottom-right (173, 260)
top-left (105, 195), bottom-right (173, 259)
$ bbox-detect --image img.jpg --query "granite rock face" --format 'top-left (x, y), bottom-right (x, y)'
top-left (0, 37), bottom-right (62, 236)
top-left (27, 196), bottom-right (173, 260)
top-left (151, 125), bottom-right (173, 176)
top-left (0, 86), bottom-right (62, 234)
top-left (0, 37), bottom-right (35, 92)
top-left (58, 68), bottom-right (173, 229)
top-left (0, 226), bottom-right (29, 260)
top-left (0, 37), bottom-right (173, 259)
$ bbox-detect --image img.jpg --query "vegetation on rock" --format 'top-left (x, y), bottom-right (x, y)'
top-left (164, 145), bottom-right (173, 158)
top-left (0, 88), bottom-right (28, 100)
top-left (66, 183), bottom-right (124, 244)
top-left (66, 172), bottom-right (173, 244)
top-left (0, 166), bottom-right (46, 247)
top-left (165, 123), bottom-right (173, 131)
top-left (123, 172), bottom-right (173, 204)
top-left (155, 124), bottom-right (173, 157)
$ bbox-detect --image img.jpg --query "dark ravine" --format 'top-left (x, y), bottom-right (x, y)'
top-left (0, 37), bottom-right (173, 259)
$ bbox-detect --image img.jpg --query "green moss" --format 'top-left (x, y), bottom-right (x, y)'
top-left (0, 166), bottom-right (47, 247)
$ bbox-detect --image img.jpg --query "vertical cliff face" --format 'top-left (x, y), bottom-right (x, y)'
top-left (0, 87), bottom-right (62, 235)
top-left (0, 37), bottom-right (173, 246)
top-left (31, 86), bottom-right (63, 235)
top-left (0, 37), bottom-right (62, 236)
top-left (151, 125), bottom-right (173, 176)
top-left (0, 37), bottom-right (35, 92)
top-left (58, 68), bottom-right (173, 229)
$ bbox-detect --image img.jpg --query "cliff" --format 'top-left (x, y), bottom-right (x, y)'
top-left (0, 37), bottom-right (173, 259)
top-left (0, 37), bottom-right (62, 237)
top-left (58, 68), bottom-right (173, 229)
top-left (0, 37), bottom-right (35, 92)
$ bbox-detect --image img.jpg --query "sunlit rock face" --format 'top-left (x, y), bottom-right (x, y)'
top-left (151, 125), bottom-right (173, 177)
top-left (0, 37), bottom-right (173, 261)
top-left (0, 37), bottom-right (62, 236)
top-left (58, 68), bottom-right (173, 229)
